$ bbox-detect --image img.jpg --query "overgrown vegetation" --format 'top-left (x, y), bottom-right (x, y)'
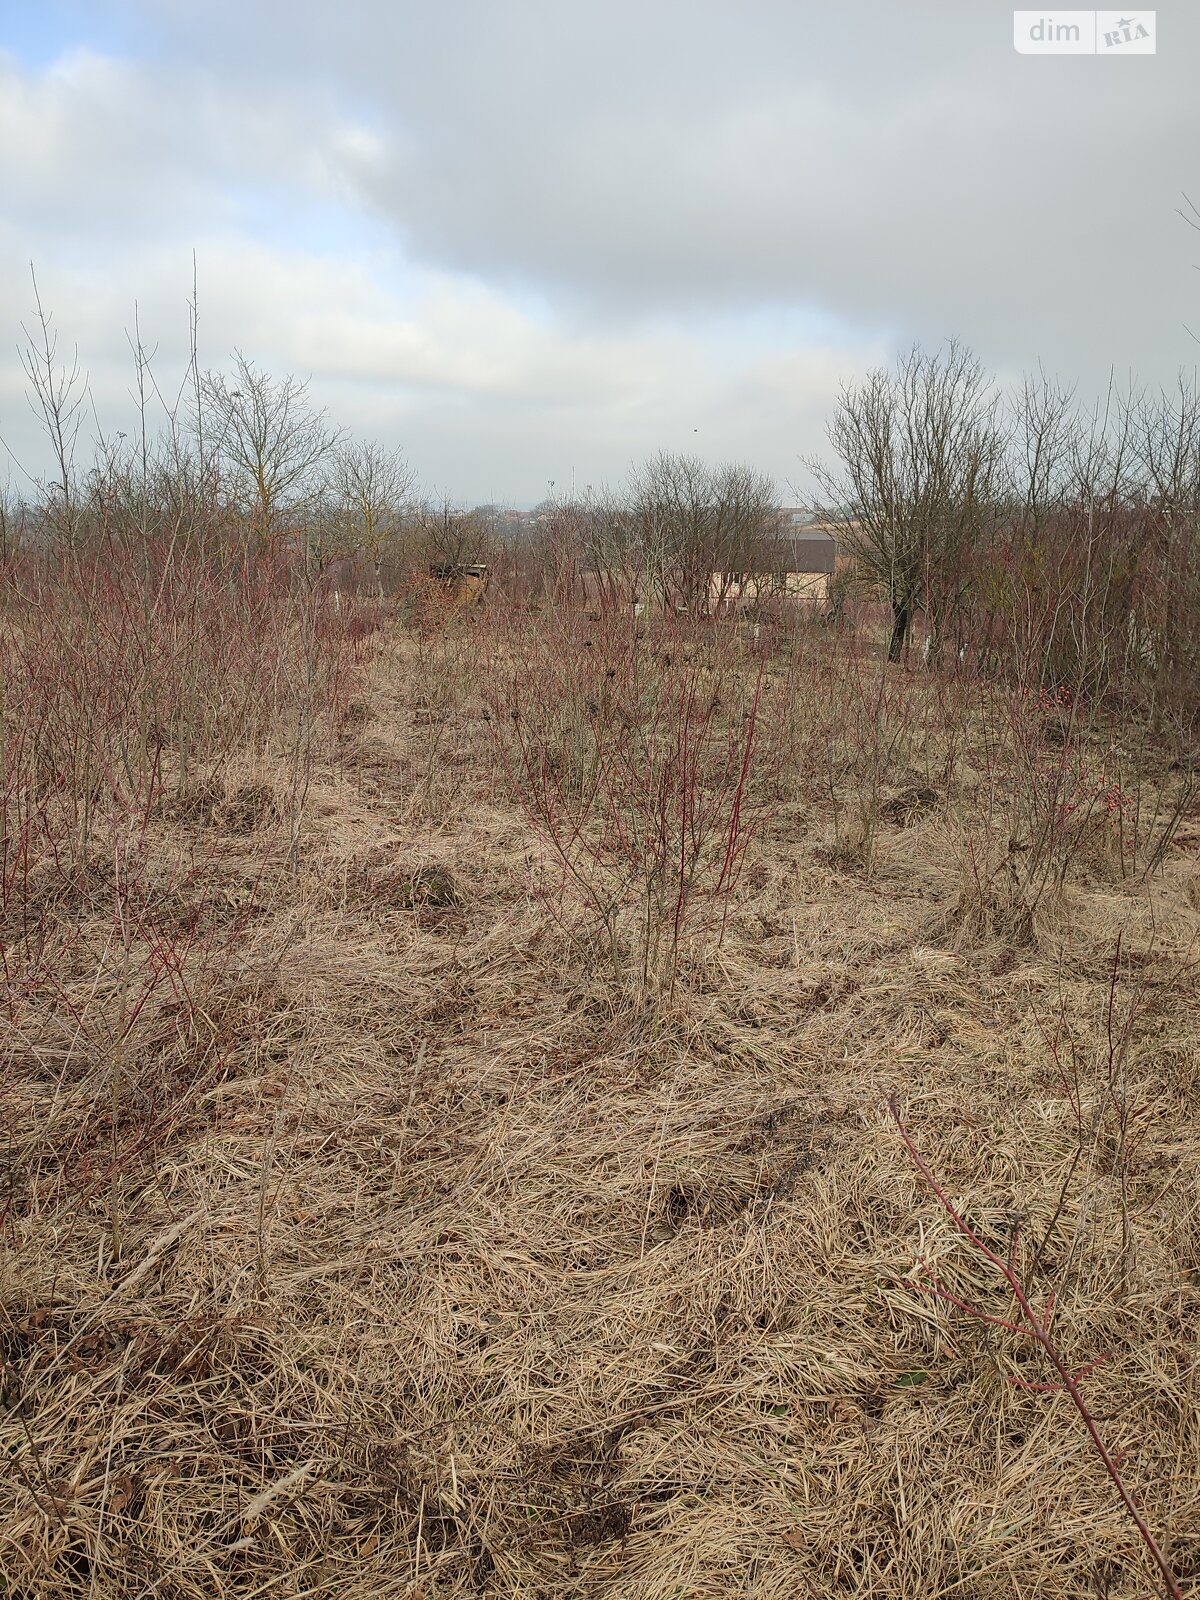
top-left (4, 312), bottom-right (1200, 1597)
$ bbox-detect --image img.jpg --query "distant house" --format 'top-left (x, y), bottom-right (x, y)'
top-left (710, 526), bottom-right (844, 611)
top-left (577, 520), bottom-right (856, 616)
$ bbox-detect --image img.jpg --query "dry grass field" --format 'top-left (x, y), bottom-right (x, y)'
top-left (5, 576), bottom-right (1200, 1599)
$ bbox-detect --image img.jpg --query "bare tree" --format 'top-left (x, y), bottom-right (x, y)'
top-left (808, 341), bottom-right (1004, 660)
top-left (0, 487), bottom-right (30, 563)
top-left (630, 452), bottom-right (778, 613)
top-left (330, 438), bottom-right (415, 597)
top-left (19, 266), bottom-right (89, 544)
top-left (412, 497), bottom-right (492, 573)
top-left (200, 353), bottom-right (342, 549)
top-left (534, 491), bottom-right (640, 609)
top-left (1049, 382), bottom-right (1140, 702)
top-left (957, 370), bottom-right (1079, 677)
top-left (709, 462), bottom-right (783, 611)
top-left (1124, 377), bottom-right (1200, 727)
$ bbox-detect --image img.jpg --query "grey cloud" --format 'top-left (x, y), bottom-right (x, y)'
top-left (3, 1), bottom-right (1198, 502)
top-left (122, 0), bottom-right (1200, 384)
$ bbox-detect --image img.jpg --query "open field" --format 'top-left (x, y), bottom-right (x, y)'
top-left (6, 8), bottom-right (1198, 1594)
top-left (5, 565), bottom-right (1200, 1600)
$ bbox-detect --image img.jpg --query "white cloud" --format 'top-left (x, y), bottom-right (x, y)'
top-left (0, 226), bottom-right (877, 502)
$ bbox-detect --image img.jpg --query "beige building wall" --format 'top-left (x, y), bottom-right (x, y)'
top-left (708, 570), bottom-right (831, 607)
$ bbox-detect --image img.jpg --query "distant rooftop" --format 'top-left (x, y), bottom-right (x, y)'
top-left (777, 534), bottom-right (837, 574)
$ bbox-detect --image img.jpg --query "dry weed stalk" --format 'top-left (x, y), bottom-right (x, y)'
top-left (487, 611), bottom-right (768, 995)
top-left (888, 1094), bottom-right (1184, 1600)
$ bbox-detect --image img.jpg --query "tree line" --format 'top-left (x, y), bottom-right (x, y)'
top-left (811, 341), bottom-right (1200, 740)
top-left (5, 287), bottom-right (1200, 733)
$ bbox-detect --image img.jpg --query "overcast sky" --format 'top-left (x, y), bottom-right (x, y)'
top-left (1, 1), bottom-right (1197, 506)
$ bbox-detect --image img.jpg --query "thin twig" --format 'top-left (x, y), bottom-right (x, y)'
top-left (888, 1096), bottom-right (1183, 1600)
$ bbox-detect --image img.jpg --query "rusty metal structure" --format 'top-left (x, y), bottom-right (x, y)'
top-left (429, 563), bottom-right (489, 605)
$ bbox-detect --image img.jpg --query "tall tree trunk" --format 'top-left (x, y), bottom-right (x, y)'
top-left (888, 598), bottom-right (911, 662)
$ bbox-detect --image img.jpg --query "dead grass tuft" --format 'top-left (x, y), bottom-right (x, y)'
top-left (879, 784), bottom-right (940, 827)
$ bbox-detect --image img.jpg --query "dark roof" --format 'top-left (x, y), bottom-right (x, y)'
top-left (780, 534), bottom-right (837, 574)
